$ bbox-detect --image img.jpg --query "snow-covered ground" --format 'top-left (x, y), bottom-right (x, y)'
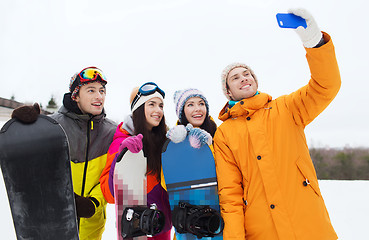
top-left (104, 180), bottom-right (369, 239)
top-left (0, 175), bottom-right (368, 240)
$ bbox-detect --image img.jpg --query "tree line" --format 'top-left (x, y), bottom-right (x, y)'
top-left (310, 147), bottom-right (369, 180)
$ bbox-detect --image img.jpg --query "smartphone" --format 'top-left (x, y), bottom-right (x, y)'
top-left (276, 13), bottom-right (307, 29)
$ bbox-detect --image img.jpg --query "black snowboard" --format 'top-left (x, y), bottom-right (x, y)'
top-left (0, 115), bottom-right (79, 240)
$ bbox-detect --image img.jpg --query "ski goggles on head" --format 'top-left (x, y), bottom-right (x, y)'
top-left (131, 82), bottom-right (165, 111)
top-left (78, 67), bottom-right (107, 84)
top-left (70, 67), bottom-right (108, 100)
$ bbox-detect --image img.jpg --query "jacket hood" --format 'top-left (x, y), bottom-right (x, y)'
top-left (122, 114), bottom-right (135, 135)
top-left (109, 115), bottom-right (135, 147)
top-left (218, 92), bottom-right (272, 121)
top-left (63, 92), bottom-right (83, 115)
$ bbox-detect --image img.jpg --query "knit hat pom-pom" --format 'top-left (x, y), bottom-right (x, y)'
top-left (166, 125), bottom-right (188, 143)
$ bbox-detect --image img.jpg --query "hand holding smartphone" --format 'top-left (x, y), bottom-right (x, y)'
top-left (276, 13), bottom-right (307, 29)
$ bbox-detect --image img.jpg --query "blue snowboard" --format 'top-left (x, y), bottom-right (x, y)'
top-left (162, 136), bottom-right (223, 240)
top-left (0, 115), bottom-right (79, 240)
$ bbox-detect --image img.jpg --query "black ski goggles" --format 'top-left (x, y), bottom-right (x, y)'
top-left (130, 82), bottom-right (165, 110)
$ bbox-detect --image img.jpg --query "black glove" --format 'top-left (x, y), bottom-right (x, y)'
top-left (11, 103), bottom-right (40, 123)
top-left (74, 193), bottom-right (98, 218)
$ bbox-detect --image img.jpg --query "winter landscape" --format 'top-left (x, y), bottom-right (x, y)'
top-left (1, 0), bottom-right (369, 239)
top-left (1, 176), bottom-right (368, 239)
top-left (109, 180), bottom-right (369, 239)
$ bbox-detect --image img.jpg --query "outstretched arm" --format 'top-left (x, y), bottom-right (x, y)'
top-left (282, 9), bottom-right (341, 126)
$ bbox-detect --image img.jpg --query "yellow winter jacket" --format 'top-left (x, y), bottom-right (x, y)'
top-left (71, 155), bottom-right (108, 240)
top-left (213, 33), bottom-right (340, 240)
top-left (51, 106), bottom-right (116, 240)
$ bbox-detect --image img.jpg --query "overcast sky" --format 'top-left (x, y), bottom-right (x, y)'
top-left (1, 0), bottom-right (368, 148)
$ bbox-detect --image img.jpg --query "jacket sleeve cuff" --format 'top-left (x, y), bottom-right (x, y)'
top-left (89, 197), bottom-right (100, 208)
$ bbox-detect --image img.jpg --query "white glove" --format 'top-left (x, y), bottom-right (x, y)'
top-left (288, 8), bottom-right (323, 48)
top-left (166, 125), bottom-right (188, 143)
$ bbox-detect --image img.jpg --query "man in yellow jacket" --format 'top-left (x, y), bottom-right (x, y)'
top-left (12, 67), bottom-right (117, 239)
top-left (213, 9), bottom-right (340, 240)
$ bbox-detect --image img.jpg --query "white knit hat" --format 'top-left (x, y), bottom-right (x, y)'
top-left (220, 63), bottom-right (258, 100)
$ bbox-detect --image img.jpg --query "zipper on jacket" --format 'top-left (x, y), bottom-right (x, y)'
top-left (81, 119), bottom-right (93, 197)
top-left (78, 119), bottom-right (92, 229)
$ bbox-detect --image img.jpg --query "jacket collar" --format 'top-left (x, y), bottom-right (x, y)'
top-left (59, 105), bottom-right (106, 123)
top-left (218, 92), bottom-right (272, 121)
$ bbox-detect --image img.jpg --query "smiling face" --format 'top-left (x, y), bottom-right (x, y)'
top-left (226, 67), bottom-right (258, 101)
top-left (75, 82), bottom-right (106, 115)
top-left (183, 97), bottom-right (207, 127)
top-left (144, 97), bottom-right (164, 130)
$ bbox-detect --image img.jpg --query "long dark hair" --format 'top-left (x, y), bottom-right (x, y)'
top-left (179, 112), bottom-right (217, 138)
top-left (132, 104), bottom-right (167, 180)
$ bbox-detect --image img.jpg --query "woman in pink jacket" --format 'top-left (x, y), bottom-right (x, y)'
top-left (100, 82), bottom-right (172, 240)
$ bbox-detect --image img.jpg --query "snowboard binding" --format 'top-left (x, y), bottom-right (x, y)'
top-left (121, 204), bottom-right (165, 238)
top-left (172, 202), bottom-right (224, 238)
